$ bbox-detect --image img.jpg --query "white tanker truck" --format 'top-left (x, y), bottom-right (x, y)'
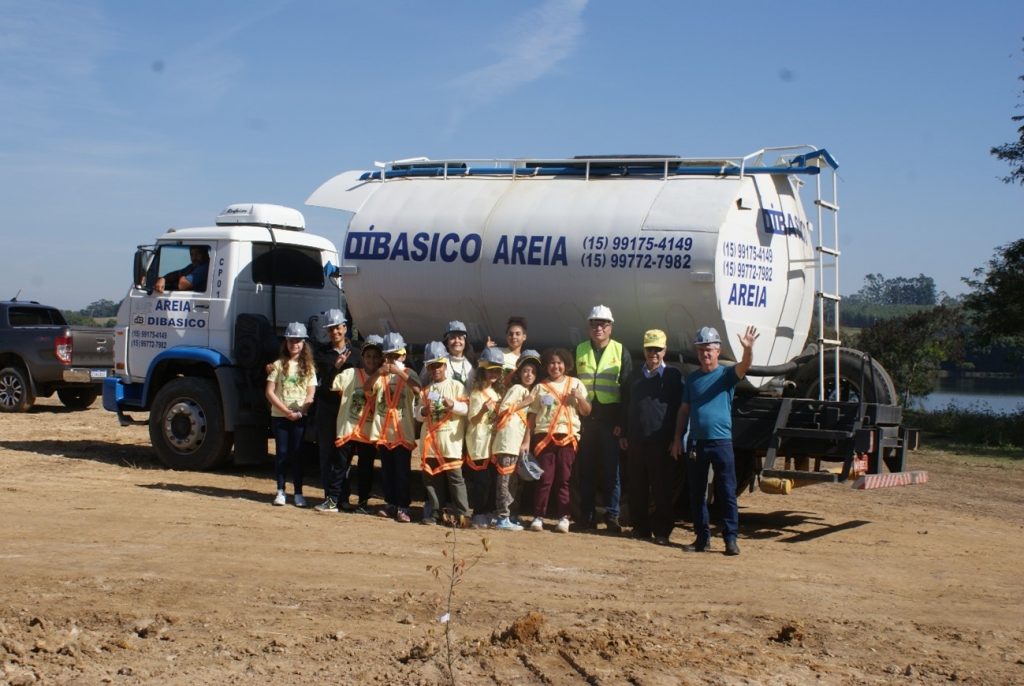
top-left (308, 146), bottom-right (924, 493)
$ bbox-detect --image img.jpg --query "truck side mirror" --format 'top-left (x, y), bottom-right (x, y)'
top-left (134, 248), bottom-right (155, 293)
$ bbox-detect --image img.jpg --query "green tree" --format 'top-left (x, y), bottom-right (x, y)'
top-left (991, 39), bottom-right (1024, 185)
top-left (962, 239), bottom-right (1024, 345)
top-left (81, 299), bottom-right (119, 318)
top-left (846, 273), bottom-right (936, 306)
top-left (854, 305), bottom-right (965, 405)
top-left (61, 310), bottom-right (96, 326)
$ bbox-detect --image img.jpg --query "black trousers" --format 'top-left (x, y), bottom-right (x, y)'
top-left (627, 437), bottom-right (675, 539)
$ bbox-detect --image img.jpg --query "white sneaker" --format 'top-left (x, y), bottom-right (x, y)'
top-left (272, 491), bottom-right (286, 506)
top-left (555, 516), bottom-right (570, 534)
top-left (294, 494), bottom-right (307, 508)
top-left (529, 517), bottom-right (544, 532)
top-left (495, 517), bottom-right (524, 532)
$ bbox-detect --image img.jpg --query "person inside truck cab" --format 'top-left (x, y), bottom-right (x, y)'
top-left (153, 246), bottom-right (210, 293)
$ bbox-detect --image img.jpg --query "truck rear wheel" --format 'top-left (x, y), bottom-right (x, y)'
top-left (149, 377), bottom-right (233, 470)
top-left (58, 387), bottom-right (100, 410)
top-left (790, 347), bottom-right (897, 405)
top-left (0, 366), bottom-right (34, 412)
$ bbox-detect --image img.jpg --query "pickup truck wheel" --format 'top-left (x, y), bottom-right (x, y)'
top-left (149, 377), bottom-right (233, 470)
top-left (57, 387), bottom-right (100, 410)
top-left (0, 366), bottom-right (34, 413)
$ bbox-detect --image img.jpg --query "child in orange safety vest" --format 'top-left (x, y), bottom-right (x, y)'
top-left (463, 347), bottom-right (506, 529)
top-left (525, 347), bottom-right (591, 533)
top-left (324, 334), bottom-right (384, 513)
top-left (489, 349), bottom-right (542, 531)
top-left (416, 341), bottom-right (471, 525)
top-left (367, 332), bottom-right (421, 522)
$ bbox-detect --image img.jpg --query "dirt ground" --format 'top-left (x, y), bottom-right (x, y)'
top-left (1, 397), bottom-right (1023, 685)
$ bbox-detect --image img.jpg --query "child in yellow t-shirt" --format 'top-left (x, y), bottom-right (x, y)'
top-left (266, 322), bottom-right (318, 507)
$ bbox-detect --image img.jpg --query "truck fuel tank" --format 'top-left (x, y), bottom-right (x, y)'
top-left (308, 148), bottom-right (836, 384)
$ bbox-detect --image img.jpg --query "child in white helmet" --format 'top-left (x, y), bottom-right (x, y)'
top-left (489, 349), bottom-right (542, 531)
top-left (463, 347), bottom-right (505, 528)
top-left (367, 332), bottom-right (421, 522)
top-left (416, 341), bottom-right (471, 525)
top-left (266, 322), bottom-right (318, 507)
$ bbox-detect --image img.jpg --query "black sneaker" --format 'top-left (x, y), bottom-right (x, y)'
top-left (682, 539), bottom-right (710, 553)
top-left (604, 517), bottom-right (622, 534)
top-left (725, 540), bottom-right (741, 556)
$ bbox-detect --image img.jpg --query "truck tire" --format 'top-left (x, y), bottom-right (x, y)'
top-left (790, 347), bottom-right (897, 405)
top-left (57, 387), bottom-right (100, 410)
top-left (149, 377), bottom-right (233, 470)
top-left (0, 366), bottom-right (34, 412)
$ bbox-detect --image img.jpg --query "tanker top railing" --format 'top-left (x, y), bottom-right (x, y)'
top-left (358, 146), bottom-right (838, 182)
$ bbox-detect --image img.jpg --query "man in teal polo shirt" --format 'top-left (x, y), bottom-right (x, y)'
top-left (670, 324), bottom-right (758, 556)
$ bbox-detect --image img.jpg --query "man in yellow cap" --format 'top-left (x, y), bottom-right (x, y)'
top-left (624, 329), bottom-right (684, 545)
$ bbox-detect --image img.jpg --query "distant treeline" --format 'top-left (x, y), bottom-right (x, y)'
top-left (62, 298), bottom-right (119, 327)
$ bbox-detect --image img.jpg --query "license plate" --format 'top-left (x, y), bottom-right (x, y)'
top-left (90, 369), bottom-right (109, 379)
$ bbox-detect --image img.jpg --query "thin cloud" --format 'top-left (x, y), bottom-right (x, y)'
top-left (0, 0), bottom-right (115, 140)
top-left (447, 0), bottom-right (588, 130)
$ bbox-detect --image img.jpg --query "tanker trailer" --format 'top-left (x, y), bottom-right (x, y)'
top-left (307, 146), bottom-right (924, 495)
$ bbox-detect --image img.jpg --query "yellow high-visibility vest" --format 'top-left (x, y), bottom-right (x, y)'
top-left (575, 339), bottom-right (623, 404)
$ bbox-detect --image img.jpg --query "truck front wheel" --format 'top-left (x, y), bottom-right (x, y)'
top-left (149, 377), bottom-right (233, 470)
top-left (0, 366), bottom-right (34, 412)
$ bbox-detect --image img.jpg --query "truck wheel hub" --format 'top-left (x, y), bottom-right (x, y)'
top-left (163, 400), bottom-right (206, 452)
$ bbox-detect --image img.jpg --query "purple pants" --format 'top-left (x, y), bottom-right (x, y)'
top-left (531, 435), bottom-right (577, 519)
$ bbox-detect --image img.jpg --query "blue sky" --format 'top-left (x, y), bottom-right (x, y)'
top-left (2, 0), bottom-right (1022, 310)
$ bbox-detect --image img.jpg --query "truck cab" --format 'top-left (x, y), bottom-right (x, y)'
top-left (104, 203), bottom-right (344, 469)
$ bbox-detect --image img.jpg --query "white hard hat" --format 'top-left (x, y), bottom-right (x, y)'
top-left (284, 322), bottom-right (308, 339)
top-left (382, 332), bottom-right (407, 354)
top-left (478, 347), bottom-right (505, 369)
top-left (587, 305), bottom-right (614, 322)
top-left (694, 326), bottom-right (721, 346)
top-left (361, 334), bottom-right (385, 351)
top-left (423, 341), bottom-right (449, 366)
top-left (444, 320), bottom-right (468, 339)
top-left (321, 309), bottom-right (347, 328)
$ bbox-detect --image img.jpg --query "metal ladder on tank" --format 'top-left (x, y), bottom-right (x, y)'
top-left (761, 154), bottom-right (852, 484)
top-left (814, 160), bottom-right (842, 395)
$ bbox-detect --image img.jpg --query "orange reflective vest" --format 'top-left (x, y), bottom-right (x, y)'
top-left (335, 369), bottom-right (375, 447)
top-left (532, 379), bottom-right (579, 455)
top-left (378, 375), bottom-right (415, 450)
top-left (420, 388), bottom-right (464, 476)
top-left (490, 406), bottom-right (527, 474)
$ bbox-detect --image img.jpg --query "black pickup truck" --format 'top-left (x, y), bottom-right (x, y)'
top-left (0, 300), bottom-right (115, 412)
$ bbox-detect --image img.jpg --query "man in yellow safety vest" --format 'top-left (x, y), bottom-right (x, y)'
top-left (574, 305), bottom-right (632, 532)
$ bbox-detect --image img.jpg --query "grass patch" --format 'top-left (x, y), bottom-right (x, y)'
top-left (916, 436), bottom-right (1024, 462)
top-left (905, 405), bottom-right (1024, 452)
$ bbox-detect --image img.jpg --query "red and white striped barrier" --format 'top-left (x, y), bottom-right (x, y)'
top-left (852, 471), bottom-right (929, 490)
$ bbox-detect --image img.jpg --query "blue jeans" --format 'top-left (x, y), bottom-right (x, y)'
top-left (578, 419), bottom-right (621, 522)
top-left (272, 416), bottom-right (306, 493)
top-left (687, 439), bottom-right (738, 543)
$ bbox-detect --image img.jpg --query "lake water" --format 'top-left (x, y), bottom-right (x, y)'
top-left (913, 377), bottom-right (1024, 414)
